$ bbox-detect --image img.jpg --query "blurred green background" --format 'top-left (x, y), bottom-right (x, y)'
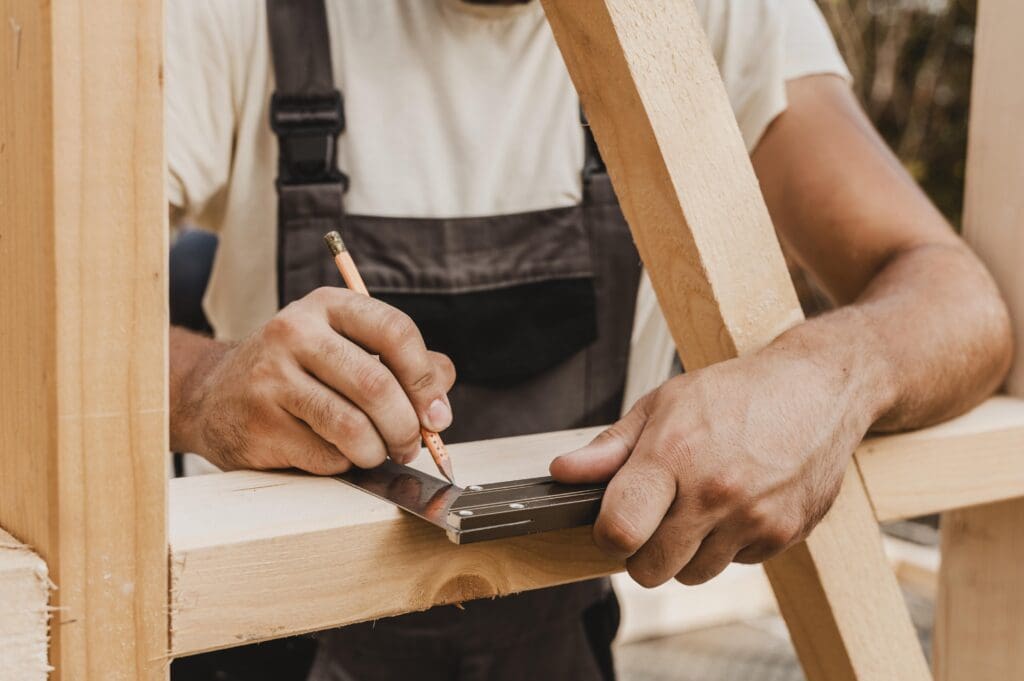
top-left (817, 0), bottom-right (977, 226)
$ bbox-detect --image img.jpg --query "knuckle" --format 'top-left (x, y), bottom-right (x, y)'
top-left (307, 286), bottom-right (339, 306)
top-left (734, 546), bottom-right (770, 565)
top-left (627, 548), bottom-right (671, 589)
top-left (433, 353), bottom-right (456, 385)
top-left (248, 354), bottom-right (282, 385)
top-left (262, 314), bottom-right (305, 346)
top-left (593, 422), bottom-right (633, 450)
top-left (408, 368), bottom-right (436, 395)
top-left (315, 334), bottom-right (347, 362)
top-left (759, 519), bottom-right (802, 554)
top-left (379, 310), bottom-right (418, 349)
top-left (324, 405), bottom-right (359, 442)
top-left (736, 503), bottom-right (773, 531)
top-left (677, 565), bottom-right (719, 586)
top-left (388, 417), bottom-right (422, 455)
top-left (296, 391), bottom-right (334, 432)
top-left (595, 511), bottom-right (645, 557)
top-left (295, 444), bottom-right (349, 476)
top-left (630, 565), bottom-right (667, 589)
top-left (650, 434), bottom-right (695, 475)
top-left (353, 362), bottom-right (394, 402)
top-left (698, 473), bottom-right (743, 511)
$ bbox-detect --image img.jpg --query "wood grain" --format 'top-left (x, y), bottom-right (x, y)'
top-left (540, 0), bottom-right (802, 371)
top-left (936, 499), bottom-right (1024, 680)
top-left (857, 396), bottom-right (1024, 521)
top-left (167, 396), bottom-right (1023, 657)
top-left (169, 427), bottom-right (621, 656)
top-left (935, 1), bottom-right (1024, 678)
top-left (0, 1), bottom-right (168, 679)
top-left (0, 529), bottom-right (50, 681)
top-left (539, 2), bottom-right (929, 679)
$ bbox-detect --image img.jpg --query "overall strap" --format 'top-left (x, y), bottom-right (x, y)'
top-left (580, 107), bottom-right (606, 181)
top-left (266, 0), bottom-right (348, 307)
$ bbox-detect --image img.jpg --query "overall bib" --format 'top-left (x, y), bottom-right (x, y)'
top-left (267, 2), bottom-right (642, 678)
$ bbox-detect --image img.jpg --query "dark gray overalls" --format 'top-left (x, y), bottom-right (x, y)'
top-left (266, 2), bottom-right (642, 679)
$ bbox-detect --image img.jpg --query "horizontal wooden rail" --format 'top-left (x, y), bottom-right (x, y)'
top-left (169, 396), bottom-right (1024, 657)
top-left (858, 396), bottom-right (1024, 522)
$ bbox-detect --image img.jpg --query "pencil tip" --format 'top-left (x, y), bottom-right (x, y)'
top-left (441, 460), bottom-right (456, 486)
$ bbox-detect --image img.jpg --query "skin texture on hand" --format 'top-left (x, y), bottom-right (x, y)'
top-left (170, 287), bottom-right (455, 475)
top-left (552, 311), bottom-right (889, 587)
top-left (551, 75), bottom-right (1013, 587)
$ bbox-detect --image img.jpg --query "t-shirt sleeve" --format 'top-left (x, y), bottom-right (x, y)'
top-left (700, 0), bottom-right (851, 152)
top-left (165, 1), bottom-right (242, 229)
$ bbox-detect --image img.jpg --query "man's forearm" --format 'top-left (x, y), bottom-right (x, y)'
top-left (773, 241), bottom-right (1013, 433)
top-left (169, 325), bottom-right (230, 452)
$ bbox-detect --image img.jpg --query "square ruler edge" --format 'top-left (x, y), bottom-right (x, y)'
top-left (336, 460), bottom-right (605, 544)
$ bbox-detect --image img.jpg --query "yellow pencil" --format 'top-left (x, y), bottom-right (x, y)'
top-left (323, 231), bottom-right (456, 485)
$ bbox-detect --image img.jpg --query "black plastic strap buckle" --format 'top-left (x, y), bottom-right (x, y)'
top-left (270, 90), bottom-right (349, 188)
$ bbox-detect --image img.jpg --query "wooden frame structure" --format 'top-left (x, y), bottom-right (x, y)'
top-left (0, 0), bottom-right (1021, 678)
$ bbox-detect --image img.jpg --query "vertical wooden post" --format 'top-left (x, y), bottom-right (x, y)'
top-left (540, 1), bottom-right (930, 679)
top-left (0, 530), bottom-right (50, 681)
top-left (935, 1), bottom-right (1024, 678)
top-left (0, 1), bottom-right (168, 679)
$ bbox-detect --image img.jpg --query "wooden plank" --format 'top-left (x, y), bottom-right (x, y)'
top-left (960, 0), bottom-right (1024, 397)
top-left (541, 0), bottom-right (803, 371)
top-left (0, 529), bottom-right (50, 681)
top-left (167, 396), bottom-right (1021, 655)
top-left (0, 2), bottom-right (168, 679)
top-left (539, 2), bottom-right (929, 680)
top-left (935, 1), bottom-right (1024, 678)
top-left (169, 427), bottom-right (621, 656)
top-left (857, 396), bottom-right (1024, 521)
top-left (936, 499), bottom-right (1024, 680)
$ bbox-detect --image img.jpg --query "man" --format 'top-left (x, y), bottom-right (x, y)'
top-left (166, 1), bottom-right (1013, 679)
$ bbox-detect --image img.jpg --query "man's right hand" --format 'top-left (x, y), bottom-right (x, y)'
top-left (170, 287), bottom-right (456, 475)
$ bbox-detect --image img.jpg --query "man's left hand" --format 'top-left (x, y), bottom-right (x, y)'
top-left (551, 345), bottom-right (876, 587)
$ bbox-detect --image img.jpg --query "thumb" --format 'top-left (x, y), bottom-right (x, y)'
top-left (550, 396), bottom-right (650, 483)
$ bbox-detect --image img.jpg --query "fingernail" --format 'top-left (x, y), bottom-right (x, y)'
top-left (426, 397), bottom-right (452, 431)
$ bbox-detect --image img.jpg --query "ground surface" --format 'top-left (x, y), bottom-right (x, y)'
top-left (615, 588), bottom-right (934, 681)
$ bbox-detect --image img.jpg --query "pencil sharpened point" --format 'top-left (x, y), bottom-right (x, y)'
top-left (440, 461), bottom-right (456, 486)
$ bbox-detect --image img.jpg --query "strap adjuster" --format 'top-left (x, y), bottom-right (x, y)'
top-left (270, 90), bottom-right (349, 188)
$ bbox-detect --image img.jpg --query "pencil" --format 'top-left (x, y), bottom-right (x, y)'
top-left (323, 231), bottom-right (456, 485)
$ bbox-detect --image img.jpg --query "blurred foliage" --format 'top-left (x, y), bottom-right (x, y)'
top-left (816, 0), bottom-right (977, 226)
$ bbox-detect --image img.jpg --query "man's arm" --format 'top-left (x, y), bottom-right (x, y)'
top-left (552, 75), bottom-right (1013, 587)
top-left (756, 74), bottom-right (1012, 429)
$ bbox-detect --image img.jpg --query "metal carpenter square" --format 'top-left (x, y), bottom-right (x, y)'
top-left (446, 478), bottom-right (605, 544)
top-left (337, 464), bottom-right (605, 545)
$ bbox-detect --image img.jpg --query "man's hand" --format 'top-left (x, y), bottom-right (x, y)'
top-left (171, 287), bottom-right (455, 475)
top-left (551, 334), bottom-right (884, 588)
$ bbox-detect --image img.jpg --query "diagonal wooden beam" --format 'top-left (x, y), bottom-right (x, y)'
top-left (0, 1), bottom-right (168, 678)
top-left (539, 1), bottom-right (929, 679)
top-left (935, 0), bottom-right (1024, 678)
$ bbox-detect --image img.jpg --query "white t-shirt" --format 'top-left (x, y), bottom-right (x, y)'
top-left (167, 0), bottom-right (849, 342)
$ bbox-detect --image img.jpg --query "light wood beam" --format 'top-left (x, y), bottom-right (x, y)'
top-left (935, 0), bottom-right (1024, 678)
top-left (857, 396), bottom-right (1024, 522)
top-left (0, 529), bottom-right (50, 681)
top-left (0, 1), bottom-right (168, 679)
top-left (169, 428), bottom-right (621, 656)
top-left (539, 2), bottom-right (928, 679)
top-left (168, 396), bottom-right (1024, 657)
